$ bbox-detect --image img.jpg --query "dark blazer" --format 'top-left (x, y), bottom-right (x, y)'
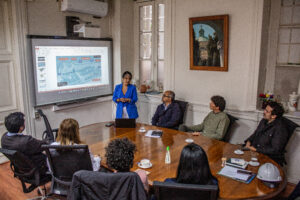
top-left (151, 102), bottom-right (181, 128)
top-left (245, 118), bottom-right (289, 165)
top-left (68, 170), bottom-right (147, 200)
top-left (1, 132), bottom-right (47, 168)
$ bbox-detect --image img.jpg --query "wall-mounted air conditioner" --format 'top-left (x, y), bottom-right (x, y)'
top-left (61, 0), bottom-right (108, 17)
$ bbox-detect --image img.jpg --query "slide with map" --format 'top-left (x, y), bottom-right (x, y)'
top-left (30, 37), bottom-right (112, 106)
top-left (56, 55), bottom-right (102, 87)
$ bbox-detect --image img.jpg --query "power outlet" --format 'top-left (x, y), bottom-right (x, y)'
top-left (34, 111), bottom-right (40, 119)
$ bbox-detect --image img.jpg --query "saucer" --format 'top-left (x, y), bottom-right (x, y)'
top-left (138, 162), bottom-right (152, 169)
top-left (185, 138), bottom-right (194, 143)
top-left (251, 157), bottom-right (258, 161)
top-left (234, 149), bottom-right (244, 155)
top-left (139, 129), bottom-right (146, 133)
top-left (249, 161), bottom-right (260, 166)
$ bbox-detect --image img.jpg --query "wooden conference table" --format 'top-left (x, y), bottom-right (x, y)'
top-left (80, 122), bottom-right (286, 200)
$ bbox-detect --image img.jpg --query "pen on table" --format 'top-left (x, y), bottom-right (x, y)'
top-left (237, 170), bottom-right (252, 175)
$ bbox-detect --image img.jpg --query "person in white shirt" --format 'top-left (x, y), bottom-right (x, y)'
top-left (51, 118), bottom-right (100, 171)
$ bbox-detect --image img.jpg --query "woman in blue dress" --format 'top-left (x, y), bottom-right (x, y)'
top-left (165, 143), bottom-right (218, 185)
top-left (113, 71), bottom-right (138, 119)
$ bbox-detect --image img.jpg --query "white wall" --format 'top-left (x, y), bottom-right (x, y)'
top-left (26, 0), bottom-right (111, 37)
top-left (169, 0), bottom-right (263, 111)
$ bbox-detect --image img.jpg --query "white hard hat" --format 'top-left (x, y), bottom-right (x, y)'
top-left (257, 163), bottom-right (282, 182)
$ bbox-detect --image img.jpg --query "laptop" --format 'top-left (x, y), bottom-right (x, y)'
top-left (115, 118), bottom-right (136, 128)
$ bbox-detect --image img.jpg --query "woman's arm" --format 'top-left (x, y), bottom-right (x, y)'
top-left (128, 85), bottom-right (138, 104)
top-left (112, 85), bottom-right (120, 103)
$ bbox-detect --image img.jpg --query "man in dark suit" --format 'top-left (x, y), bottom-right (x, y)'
top-left (151, 91), bottom-right (181, 129)
top-left (244, 102), bottom-right (289, 166)
top-left (1, 112), bottom-right (48, 173)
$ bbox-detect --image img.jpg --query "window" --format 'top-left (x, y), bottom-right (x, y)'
top-left (277, 0), bottom-right (300, 66)
top-left (135, 0), bottom-right (165, 91)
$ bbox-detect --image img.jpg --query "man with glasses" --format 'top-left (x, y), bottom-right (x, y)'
top-left (151, 90), bottom-right (181, 129)
top-left (179, 95), bottom-right (229, 140)
top-left (244, 101), bottom-right (289, 166)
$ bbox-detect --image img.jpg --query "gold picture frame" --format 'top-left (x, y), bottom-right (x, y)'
top-left (189, 15), bottom-right (229, 71)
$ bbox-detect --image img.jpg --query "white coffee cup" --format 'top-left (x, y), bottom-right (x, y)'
top-left (140, 159), bottom-right (151, 167)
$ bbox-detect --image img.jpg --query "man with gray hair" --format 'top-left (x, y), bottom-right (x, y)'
top-left (151, 90), bottom-right (181, 129)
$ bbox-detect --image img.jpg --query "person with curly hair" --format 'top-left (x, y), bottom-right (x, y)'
top-left (179, 95), bottom-right (230, 140)
top-left (105, 137), bottom-right (149, 191)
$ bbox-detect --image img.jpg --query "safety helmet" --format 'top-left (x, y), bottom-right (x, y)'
top-left (257, 163), bottom-right (282, 182)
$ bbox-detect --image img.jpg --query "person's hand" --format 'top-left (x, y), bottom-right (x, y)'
top-left (125, 98), bottom-right (131, 103)
top-left (245, 141), bottom-right (251, 148)
top-left (119, 98), bottom-right (126, 102)
top-left (192, 132), bottom-right (201, 136)
top-left (248, 146), bottom-right (257, 152)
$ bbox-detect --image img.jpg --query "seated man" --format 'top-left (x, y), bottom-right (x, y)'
top-left (151, 90), bottom-right (181, 129)
top-left (1, 112), bottom-right (48, 173)
top-left (179, 95), bottom-right (230, 140)
top-left (244, 102), bottom-right (289, 166)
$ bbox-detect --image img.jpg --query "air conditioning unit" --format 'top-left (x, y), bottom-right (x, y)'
top-left (61, 0), bottom-right (108, 17)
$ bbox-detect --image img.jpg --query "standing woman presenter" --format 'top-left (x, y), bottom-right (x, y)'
top-left (113, 71), bottom-right (138, 119)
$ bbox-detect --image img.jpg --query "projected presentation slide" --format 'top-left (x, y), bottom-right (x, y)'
top-left (35, 46), bottom-right (109, 92)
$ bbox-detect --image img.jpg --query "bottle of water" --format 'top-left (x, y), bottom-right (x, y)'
top-left (165, 146), bottom-right (171, 164)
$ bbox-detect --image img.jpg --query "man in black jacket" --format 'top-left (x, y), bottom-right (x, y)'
top-left (1, 112), bottom-right (48, 173)
top-left (244, 102), bottom-right (289, 165)
top-left (151, 90), bottom-right (181, 129)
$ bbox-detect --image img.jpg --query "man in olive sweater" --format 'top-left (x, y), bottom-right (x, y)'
top-left (179, 95), bottom-right (230, 140)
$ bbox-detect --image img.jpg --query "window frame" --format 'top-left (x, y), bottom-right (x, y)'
top-left (134, 0), bottom-right (166, 91)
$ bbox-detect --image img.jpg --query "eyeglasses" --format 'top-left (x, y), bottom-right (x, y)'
top-left (163, 94), bottom-right (171, 98)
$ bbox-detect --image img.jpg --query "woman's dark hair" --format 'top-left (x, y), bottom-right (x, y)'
top-left (122, 71), bottom-right (132, 80)
top-left (105, 137), bottom-right (136, 172)
top-left (267, 101), bottom-right (284, 118)
top-left (5, 112), bottom-right (25, 133)
top-left (176, 143), bottom-right (215, 185)
top-left (211, 95), bottom-right (226, 111)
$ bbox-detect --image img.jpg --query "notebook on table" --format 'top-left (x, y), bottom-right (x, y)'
top-left (115, 118), bottom-right (136, 128)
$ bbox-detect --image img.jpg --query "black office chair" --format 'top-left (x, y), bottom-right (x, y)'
top-left (37, 109), bottom-right (58, 143)
top-left (222, 113), bottom-right (239, 142)
top-left (67, 170), bottom-right (147, 200)
top-left (153, 181), bottom-right (218, 200)
top-left (42, 145), bottom-right (93, 196)
top-left (173, 100), bottom-right (188, 130)
top-left (280, 117), bottom-right (299, 165)
top-left (0, 148), bottom-right (52, 199)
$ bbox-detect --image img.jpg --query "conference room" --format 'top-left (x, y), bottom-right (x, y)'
top-left (0, 0), bottom-right (300, 199)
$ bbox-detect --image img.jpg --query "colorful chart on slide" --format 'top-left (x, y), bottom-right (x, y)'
top-left (56, 55), bottom-right (102, 87)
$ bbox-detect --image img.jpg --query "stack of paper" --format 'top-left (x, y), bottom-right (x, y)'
top-left (218, 166), bottom-right (256, 183)
top-left (226, 158), bottom-right (248, 169)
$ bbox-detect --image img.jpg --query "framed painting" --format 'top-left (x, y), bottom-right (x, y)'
top-left (189, 15), bottom-right (229, 71)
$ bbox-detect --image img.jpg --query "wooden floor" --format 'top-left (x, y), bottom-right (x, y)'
top-left (0, 161), bottom-right (296, 200)
top-left (0, 162), bottom-right (65, 200)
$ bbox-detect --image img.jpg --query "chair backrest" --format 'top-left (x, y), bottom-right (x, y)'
top-left (68, 170), bottom-right (147, 200)
top-left (282, 117), bottom-right (299, 140)
top-left (0, 148), bottom-right (35, 174)
top-left (153, 181), bottom-right (218, 200)
top-left (37, 109), bottom-right (55, 143)
top-left (0, 148), bottom-right (49, 193)
top-left (223, 113), bottom-right (238, 142)
top-left (173, 100), bottom-right (188, 125)
top-left (43, 144), bottom-right (93, 195)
